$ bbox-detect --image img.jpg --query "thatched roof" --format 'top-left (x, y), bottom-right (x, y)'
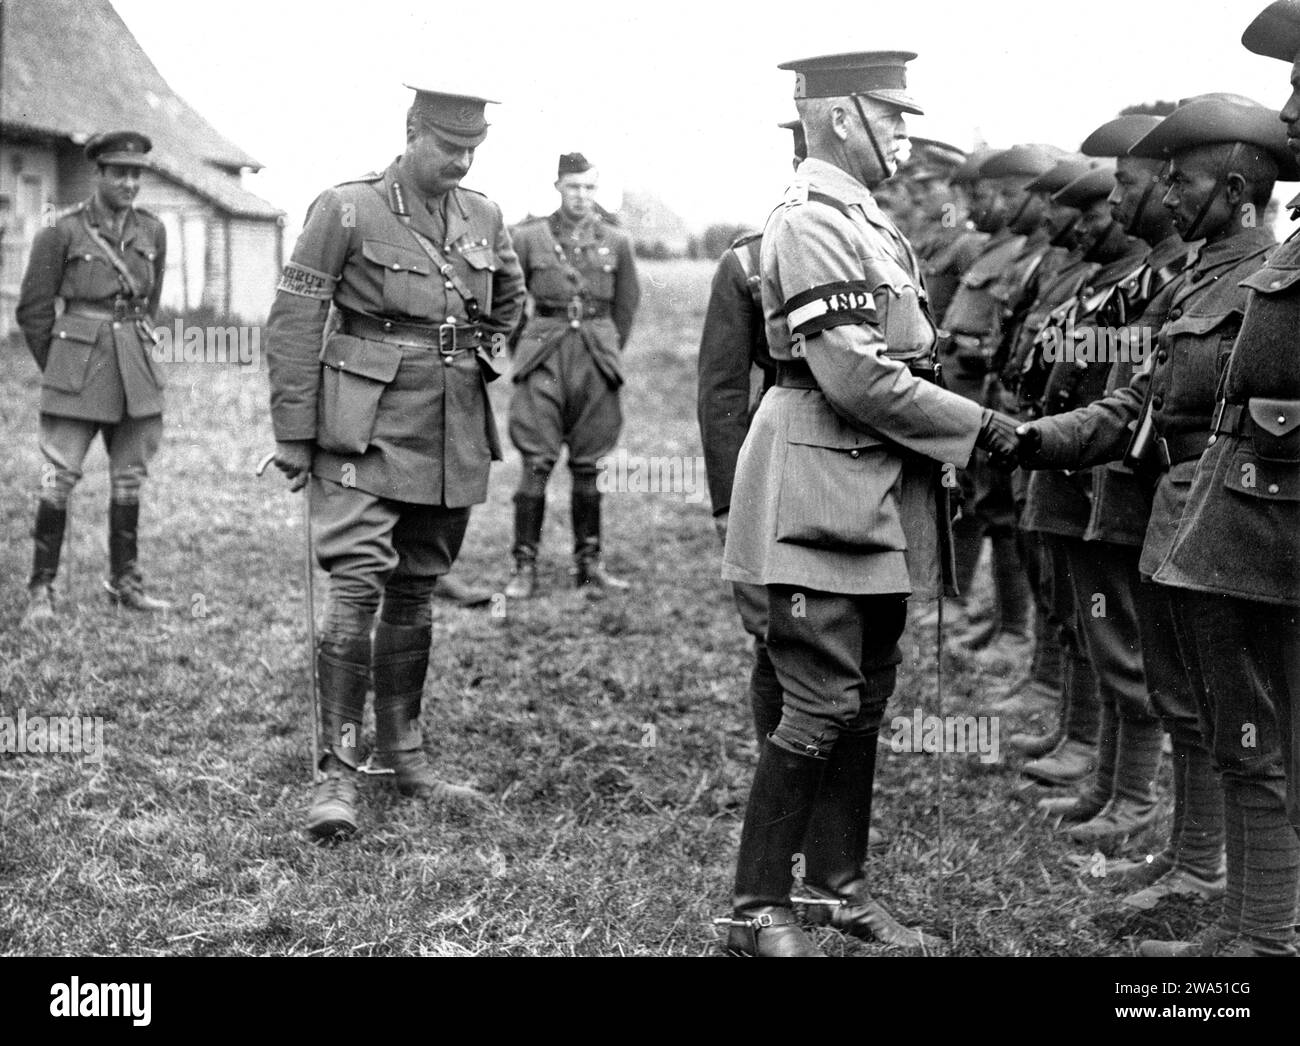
top-left (1, 0), bottom-right (282, 220)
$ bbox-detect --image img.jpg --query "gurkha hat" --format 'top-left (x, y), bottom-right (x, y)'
top-left (1129, 96), bottom-right (1300, 180)
top-left (1026, 155), bottom-right (1100, 194)
top-left (1243, 1), bottom-right (1300, 62)
top-left (949, 146), bottom-right (998, 185)
top-left (778, 118), bottom-right (809, 161)
top-left (979, 143), bottom-right (1061, 180)
top-left (1080, 115), bottom-right (1164, 157)
top-left (1052, 161), bottom-right (1118, 208)
top-left (908, 136), bottom-right (967, 181)
top-left (85, 130), bottom-right (152, 167)
top-left (557, 152), bottom-right (594, 177)
top-left (778, 51), bottom-right (924, 115)
top-left (405, 85), bottom-right (497, 148)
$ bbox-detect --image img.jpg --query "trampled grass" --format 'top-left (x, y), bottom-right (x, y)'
top-left (0, 260), bottom-right (1205, 956)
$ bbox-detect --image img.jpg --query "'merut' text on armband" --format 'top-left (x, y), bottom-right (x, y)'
top-left (277, 262), bottom-right (338, 300)
top-left (784, 280), bottom-right (876, 338)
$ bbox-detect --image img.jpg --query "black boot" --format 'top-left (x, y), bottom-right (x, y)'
top-left (372, 621), bottom-right (486, 805)
top-left (22, 500), bottom-right (67, 628)
top-left (797, 729), bottom-right (941, 952)
top-left (572, 490), bottom-right (628, 594)
top-left (307, 633), bottom-right (371, 840)
top-left (104, 501), bottom-right (170, 611)
top-left (721, 740), bottom-right (827, 956)
top-left (504, 493), bottom-right (545, 599)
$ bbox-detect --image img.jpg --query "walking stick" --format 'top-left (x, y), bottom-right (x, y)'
top-left (256, 452), bottom-right (321, 784)
top-left (64, 489), bottom-right (75, 611)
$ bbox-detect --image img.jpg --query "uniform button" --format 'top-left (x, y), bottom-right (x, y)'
top-left (1207, 435), bottom-right (1217, 446)
top-left (58, 332), bottom-right (67, 339)
top-left (849, 449), bottom-right (861, 459)
top-left (1189, 271), bottom-right (1203, 283)
top-left (444, 281), bottom-right (454, 289)
top-left (1279, 414), bottom-right (1288, 425)
top-left (1272, 279), bottom-right (1284, 289)
top-left (1156, 350), bottom-right (1168, 363)
top-left (1153, 395), bottom-right (1164, 409)
top-left (1268, 483), bottom-right (1280, 494)
top-left (1170, 308), bottom-right (1182, 320)
top-left (113, 321), bottom-right (121, 329)
top-left (443, 356), bottom-right (452, 366)
top-left (446, 316), bottom-right (456, 323)
top-left (383, 321), bottom-right (393, 330)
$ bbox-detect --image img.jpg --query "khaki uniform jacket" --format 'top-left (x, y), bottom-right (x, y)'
top-left (938, 227), bottom-right (1027, 402)
top-left (1157, 211), bottom-right (1300, 607)
top-left (916, 224), bottom-right (986, 324)
top-left (1032, 228), bottom-right (1274, 578)
top-left (16, 196), bottom-right (167, 422)
top-left (722, 159), bottom-right (983, 597)
top-left (697, 233), bottom-right (776, 516)
top-left (265, 161), bottom-right (525, 507)
top-left (509, 210), bottom-right (639, 388)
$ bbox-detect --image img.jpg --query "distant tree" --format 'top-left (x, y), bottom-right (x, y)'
top-left (700, 223), bottom-right (754, 259)
top-left (1119, 101), bottom-right (1178, 117)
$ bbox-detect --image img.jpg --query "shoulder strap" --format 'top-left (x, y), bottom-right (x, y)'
top-left (538, 215), bottom-right (588, 296)
top-left (81, 213), bottom-right (142, 299)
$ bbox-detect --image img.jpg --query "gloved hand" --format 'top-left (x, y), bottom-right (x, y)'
top-left (1015, 422), bottom-right (1044, 467)
top-left (273, 440), bottom-right (314, 492)
top-left (975, 409), bottom-right (1021, 470)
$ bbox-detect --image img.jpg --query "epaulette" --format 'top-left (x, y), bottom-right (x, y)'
top-left (782, 179), bottom-right (810, 206)
top-left (730, 231), bottom-right (761, 249)
top-left (336, 171), bottom-right (384, 185)
top-left (54, 201), bottom-right (87, 221)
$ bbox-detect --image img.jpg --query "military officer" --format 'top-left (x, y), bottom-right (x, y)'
top-left (265, 86), bottom-right (526, 839)
top-left (503, 153), bottom-right (641, 598)
top-left (1141, 2), bottom-right (1300, 954)
top-left (697, 119), bottom-right (805, 745)
top-left (1018, 95), bottom-right (1295, 955)
top-left (716, 51), bottom-right (1019, 957)
top-left (16, 131), bottom-right (170, 625)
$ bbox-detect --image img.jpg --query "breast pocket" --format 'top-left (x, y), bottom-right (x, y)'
top-left (42, 313), bottom-right (104, 393)
top-left (775, 412), bottom-right (906, 552)
top-left (587, 246), bottom-right (619, 300)
top-left (458, 242), bottom-right (497, 315)
top-left (316, 333), bottom-right (405, 454)
top-left (361, 239), bottom-right (431, 317)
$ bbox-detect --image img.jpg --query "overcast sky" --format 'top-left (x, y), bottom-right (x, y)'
top-left (111, 0), bottom-right (1294, 234)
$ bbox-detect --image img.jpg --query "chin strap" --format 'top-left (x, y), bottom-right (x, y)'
top-left (1084, 218), bottom-right (1121, 262)
top-left (1124, 176), bottom-right (1157, 236)
top-left (1184, 142), bottom-right (1245, 242)
top-left (851, 94), bottom-right (892, 182)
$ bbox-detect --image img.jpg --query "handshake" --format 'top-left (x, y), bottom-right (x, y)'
top-left (974, 410), bottom-right (1044, 470)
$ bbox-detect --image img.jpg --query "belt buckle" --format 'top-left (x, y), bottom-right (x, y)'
top-left (112, 298), bottom-right (129, 321)
top-left (1156, 436), bottom-right (1172, 470)
top-left (566, 298), bottom-right (583, 329)
top-left (1211, 400), bottom-right (1227, 434)
top-left (437, 323), bottom-right (456, 356)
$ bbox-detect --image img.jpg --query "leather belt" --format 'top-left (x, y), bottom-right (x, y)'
top-left (1155, 429), bottom-right (1211, 469)
top-left (65, 299), bottom-right (149, 320)
top-left (342, 311), bottom-right (480, 354)
top-left (1210, 402), bottom-right (1249, 437)
top-left (775, 359), bottom-right (818, 389)
top-left (535, 299), bottom-right (612, 327)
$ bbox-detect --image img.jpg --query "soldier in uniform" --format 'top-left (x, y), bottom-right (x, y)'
top-left (697, 119), bottom-right (804, 745)
top-left (938, 146), bottom-right (1054, 658)
top-left (265, 86), bottom-right (526, 839)
top-left (716, 51), bottom-right (1020, 957)
top-left (503, 153), bottom-right (641, 599)
top-left (1143, 3), bottom-right (1300, 955)
top-left (907, 137), bottom-right (985, 325)
top-left (1017, 95), bottom-right (1295, 954)
top-left (16, 131), bottom-right (170, 625)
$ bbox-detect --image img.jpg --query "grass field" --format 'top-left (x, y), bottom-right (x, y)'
top-left (0, 259), bottom-right (1209, 956)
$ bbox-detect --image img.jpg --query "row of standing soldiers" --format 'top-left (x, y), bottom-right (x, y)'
top-left (698, 6), bottom-right (1300, 956)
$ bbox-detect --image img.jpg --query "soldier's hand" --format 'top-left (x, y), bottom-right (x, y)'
top-left (273, 440), bottom-right (314, 492)
top-left (714, 510), bottom-right (729, 546)
top-left (1014, 422), bottom-right (1044, 468)
top-left (975, 409), bottom-right (1020, 470)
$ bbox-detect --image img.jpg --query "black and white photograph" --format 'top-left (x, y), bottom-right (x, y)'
top-left (1, 0), bottom-right (1298, 1016)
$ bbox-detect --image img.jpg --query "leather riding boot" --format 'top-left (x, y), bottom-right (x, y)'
top-left (104, 501), bottom-right (171, 611)
top-left (307, 633), bottom-right (371, 839)
top-left (22, 501), bottom-right (67, 628)
top-left (372, 622), bottom-right (487, 805)
top-left (504, 493), bottom-right (545, 599)
top-left (797, 730), bottom-right (941, 952)
top-left (722, 740), bottom-right (827, 956)
top-left (571, 490), bottom-right (629, 593)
